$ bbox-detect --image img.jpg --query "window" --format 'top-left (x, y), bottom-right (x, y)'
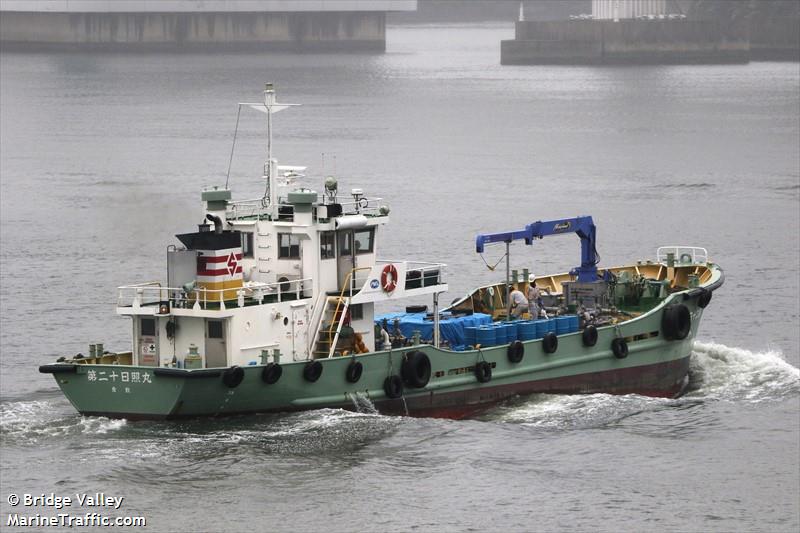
top-left (207, 320), bottom-right (223, 339)
top-left (140, 318), bottom-right (156, 337)
top-left (350, 304), bottom-right (363, 321)
top-left (241, 232), bottom-right (254, 258)
top-left (354, 228), bottom-right (374, 255)
top-left (320, 231), bottom-right (335, 259)
top-left (338, 232), bottom-right (352, 257)
top-left (278, 233), bottom-right (301, 259)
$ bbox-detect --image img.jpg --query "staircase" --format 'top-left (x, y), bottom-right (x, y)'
top-left (312, 296), bottom-right (350, 358)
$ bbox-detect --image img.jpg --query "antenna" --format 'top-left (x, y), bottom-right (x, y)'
top-left (238, 83), bottom-right (299, 215)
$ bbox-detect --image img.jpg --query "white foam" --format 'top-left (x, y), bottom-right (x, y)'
top-left (0, 399), bottom-right (127, 445)
top-left (494, 341), bottom-right (799, 428)
top-left (689, 341), bottom-right (800, 402)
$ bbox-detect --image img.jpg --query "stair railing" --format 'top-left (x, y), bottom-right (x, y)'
top-left (326, 267), bottom-right (371, 358)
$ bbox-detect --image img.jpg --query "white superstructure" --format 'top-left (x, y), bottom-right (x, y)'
top-left (115, 85), bottom-right (447, 370)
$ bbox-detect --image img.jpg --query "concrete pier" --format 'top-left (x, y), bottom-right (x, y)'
top-left (501, 19), bottom-right (749, 65)
top-left (0, 0), bottom-right (417, 51)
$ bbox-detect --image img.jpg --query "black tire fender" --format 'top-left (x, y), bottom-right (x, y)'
top-left (611, 338), bottom-right (629, 359)
top-left (697, 289), bottom-right (712, 309)
top-left (582, 325), bottom-right (598, 347)
top-left (542, 332), bottom-right (558, 354)
top-left (261, 362), bottom-right (282, 385)
top-left (507, 340), bottom-right (524, 363)
top-left (401, 350), bottom-right (431, 388)
top-left (662, 304), bottom-right (691, 341)
top-left (383, 375), bottom-right (404, 399)
top-left (345, 361), bottom-right (363, 384)
top-left (303, 360), bottom-right (323, 383)
top-left (475, 361), bottom-right (492, 383)
top-left (222, 366), bottom-right (244, 388)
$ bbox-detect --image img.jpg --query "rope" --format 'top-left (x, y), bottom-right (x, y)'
top-left (479, 251), bottom-right (507, 272)
top-left (225, 104), bottom-right (243, 189)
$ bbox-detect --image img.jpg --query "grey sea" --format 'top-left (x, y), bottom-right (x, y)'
top-left (1, 24), bottom-right (798, 533)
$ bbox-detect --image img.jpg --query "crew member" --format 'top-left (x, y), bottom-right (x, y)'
top-left (527, 277), bottom-right (549, 319)
top-left (509, 284), bottom-right (528, 318)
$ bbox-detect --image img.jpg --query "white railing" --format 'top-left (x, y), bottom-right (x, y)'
top-left (336, 196), bottom-right (385, 216)
top-left (226, 195), bottom-right (386, 221)
top-left (117, 277), bottom-right (314, 311)
top-left (375, 260), bottom-right (446, 289)
top-left (227, 197), bottom-right (270, 220)
top-left (656, 246), bottom-right (708, 265)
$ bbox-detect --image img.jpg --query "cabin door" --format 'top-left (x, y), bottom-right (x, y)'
top-left (337, 230), bottom-right (355, 290)
top-left (205, 319), bottom-right (227, 368)
top-left (291, 304), bottom-right (309, 361)
top-left (138, 317), bottom-right (158, 367)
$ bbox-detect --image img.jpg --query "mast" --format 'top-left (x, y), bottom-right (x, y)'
top-left (239, 83), bottom-right (298, 217)
top-left (264, 83), bottom-right (278, 215)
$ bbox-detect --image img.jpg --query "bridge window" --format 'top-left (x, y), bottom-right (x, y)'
top-left (354, 228), bottom-right (374, 254)
top-left (278, 233), bottom-right (301, 259)
top-left (320, 231), bottom-right (335, 259)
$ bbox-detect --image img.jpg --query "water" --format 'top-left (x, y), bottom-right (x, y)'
top-left (1, 24), bottom-right (798, 532)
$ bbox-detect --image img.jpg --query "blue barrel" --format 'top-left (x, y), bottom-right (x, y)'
top-left (567, 315), bottom-right (579, 332)
top-left (555, 316), bottom-right (571, 334)
top-left (464, 326), bottom-right (477, 347)
top-left (518, 321), bottom-right (536, 341)
top-left (476, 326), bottom-right (495, 347)
top-left (505, 321), bottom-right (520, 341)
top-left (505, 323), bottom-right (516, 343)
top-left (494, 324), bottom-right (508, 345)
top-left (533, 319), bottom-right (546, 338)
top-left (544, 318), bottom-right (557, 335)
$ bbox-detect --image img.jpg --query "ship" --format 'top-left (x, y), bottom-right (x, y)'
top-left (39, 85), bottom-right (724, 420)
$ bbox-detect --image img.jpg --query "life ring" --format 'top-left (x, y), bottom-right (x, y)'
top-left (611, 338), bottom-right (628, 359)
top-left (345, 361), bottom-right (363, 383)
top-left (697, 289), bottom-right (712, 309)
top-left (222, 365), bottom-right (244, 388)
top-left (475, 361), bottom-right (492, 383)
top-left (542, 332), bottom-right (558, 354)
top-left (401, 351), bottom-right (431, 388)
top-left (507, 340), bottom-right (524, 363)
top-left (662, 304), bottom-right (691, 341)
top-left (582, 325), bottom-right (598, 347)
top-left (303, 360), bottom-right (323, 383)
top-left (381, 264), bottom-right (398, 293)
top-left (383, 375), bottom-right (403, 399)
top-left (261, 362), bottom-right (282, 384)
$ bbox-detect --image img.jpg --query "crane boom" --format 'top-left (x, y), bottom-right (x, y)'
top-left (475, 216), bottom-right (599, 282)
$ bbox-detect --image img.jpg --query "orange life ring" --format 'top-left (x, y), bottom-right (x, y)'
top-left (381, 264), bottom-right (398, 292)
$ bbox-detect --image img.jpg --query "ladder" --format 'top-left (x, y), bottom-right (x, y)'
top-left (312, 296), bottom-right (350, 358)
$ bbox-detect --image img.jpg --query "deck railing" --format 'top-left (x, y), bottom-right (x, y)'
top-left (656, 246), bottom-right (708, 266)
top-left (117, 277), bottom-right (314, 311)
top-left (226, 196), bottom-right (386, 221)
top-left (376, 260), bottom-right (447, 289)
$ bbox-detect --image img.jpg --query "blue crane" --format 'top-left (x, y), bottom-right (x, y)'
top-left (475, 217), bottom-right (601, 310)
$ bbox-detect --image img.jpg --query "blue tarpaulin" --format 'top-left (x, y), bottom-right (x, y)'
top-left (375, 312), bottom-right (493, 351)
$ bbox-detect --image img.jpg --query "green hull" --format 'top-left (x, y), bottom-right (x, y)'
top-left (44, 292), bottom-right (707, 420)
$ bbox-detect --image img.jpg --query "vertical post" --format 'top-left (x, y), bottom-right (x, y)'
top-left (264, 83), bottom-right (277, 216)
top-left (505, 241), bottom-right (511, 319)
top-left (433, 292), bottom-right (440, 348)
